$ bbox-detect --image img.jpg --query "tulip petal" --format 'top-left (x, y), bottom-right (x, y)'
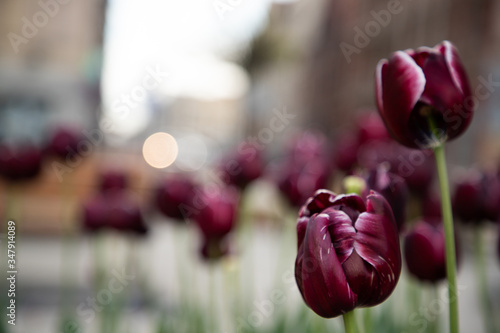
top-left (323, 208), bottom-right (356, 264)
top-left (438, 40), bottom-right (474, 140)
top-left (297, 213), bottom-right (357, 318)
top-left (438, 41), bottom-right (472, 99)
top-left (377, 51), bottom-right (426, 148)
top-left (353, 192), bottom-right (401, 306)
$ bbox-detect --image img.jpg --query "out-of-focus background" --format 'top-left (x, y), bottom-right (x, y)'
top-left (1, 0), bottom-right (500, 332)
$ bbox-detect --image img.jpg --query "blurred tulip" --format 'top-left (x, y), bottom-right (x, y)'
top-left (276, 158), bottom-right (330, 208)
top-left (333, 133), bottom-right (359, 172)
top-left (404, 219), bottom-right (459, 283)
top-left (82, 191), bottom-right (147, 235)
top-left (155, 175), bottom-right (197, 221)
top-left (334, 112), bottom-right (390, 172)
top-left (357, 141), bottom-right (435, 196)
top-left (99, 170), bottom-right (129, 193)
top-left (286, 131), bottom-right (328, 162)
top-left (193, 186), bottom-right (239, 240)
top-left (0, 144), bottom-right (42, 181)
top-left (295, 189), bottom-right (401, 318)
top-left (421, 192), bottom-right (442, 219)
top-left (365, 166), bottom-right (408, 231)
top-left (219, 144), bottom-right (264, 189)
top-left (452, 169), bottom-right (500, 223)
top-left (355, 111), bottom-right (391, 145)
top-left (47, 127), bottom-right (82, 160)
top-left (376, 41), bottom-right (473, 149)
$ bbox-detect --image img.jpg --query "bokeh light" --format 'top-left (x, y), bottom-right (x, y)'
top-left (142, 132), bottom-right (178, 168)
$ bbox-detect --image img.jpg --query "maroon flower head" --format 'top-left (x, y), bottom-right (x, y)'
top-left (193, 186), bottom-right (239, 239)
top-left (295, 189), bottom-right (401, 318)
top-left (99, 170), bottom-right (129, 193)
top-left (0, 144), bottom-right (42, 181)
top-left (219, 144), bottom-right (264, 189)
top-left (376, 41), bottom-right (473, 149)
top-left (155, 175), bottom-right (197, 221)
top-left (404, 219), bottom-right (459, 283)
top-left (47, 127), bottom-right (82, 160)
top-left (355, 112), bottom-right (391, 145)
top-left (365, 166), bottom-right (408, 231)
top-left (452, 169), bottom-right (500, 223)
top-left (276, 158), bottom-right (330, 208)
top-left (286, 131), bottom-right (328, 162)
top-left (82, 191), bottom-right (147, 235)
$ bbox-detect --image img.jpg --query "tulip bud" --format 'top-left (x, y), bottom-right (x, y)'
top-left (452, 169), bottom-right (500, 223)
top-left (193, 186), bottom-right (239, 240)
top-left (404, 219), bottom-right (459, 283)
top-left (99, 170), bottom-right (129, 193)
top-left (364, 166), bottom-right (408, 231)
top-left (155, 175), bottom-right (197, 221)
top-left (0, 144), bottom-right (42, 181)
top-left (295, 189), bottom-right (401, 318)
top-left (219, 144), bottom-right (264, 189)
top-left (47, 127), bottom-right (82, 160)
top-left (375, 41), bottom-right (473, 149)
top-left (82, 191), bottom-right (147, 235)
top-left (276, 159), bottom-right (330, 208)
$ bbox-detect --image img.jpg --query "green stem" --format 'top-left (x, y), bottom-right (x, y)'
top-left (431, 285), bottom-right (440, 333)
top-left (473, 228), bottom-right (495, 333)
top-left (433, 144), bottom-right (459, 333)
top-left (362, 308), bottom-right (372, 333)
top-left (343, 310), bottom-right (358, 333)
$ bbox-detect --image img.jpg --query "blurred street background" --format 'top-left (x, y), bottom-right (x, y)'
top-left (1, 0), bottom-right (500, 332)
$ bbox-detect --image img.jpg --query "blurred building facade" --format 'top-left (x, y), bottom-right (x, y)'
top-left (0, 0), bottom-right (106, 142)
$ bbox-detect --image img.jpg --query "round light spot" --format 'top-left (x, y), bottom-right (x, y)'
top-left (175, 135), bottom-right (208, 171)
top-left (142, 132), bottom-right (178, 168)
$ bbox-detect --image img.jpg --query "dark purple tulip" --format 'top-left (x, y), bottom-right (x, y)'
top-left (421, 192), bottom-right (442, 219)
top-left (452, 170), bottom-right (500, 223)
top-left (295, 189), bottom-right (401, 318)
top-left (365, 166), bottom-right (408, 231)
top-left (219, 144), bottom-right (264, 189)
top-left (355, 112), bottom-right (391, 145)
top-left (404, 219), bottom-right (448, 283)
top-left (0, 144), bottom-right (42, 181)
top-left (99, 170), bottom-right (129, 193)
top-left (82, 191), bottom-right (147, 235)
top-left (334, 133), bottom-right (359, 172)
top-left (155, 175), bottom-right (197, 221)
top-left (277, 159), bottom-right (330, 208)
top-left (286, 131), bottom-right (328, 162)
top-left (392, 148), bottom-right (435, 196)
top-left (193, 186), bottom-right (239, 240)
top-left (47, 127), bottom-right (82, 160)
top-left (376, 41), bottom-right (473, 149)
top-left (334, 112), bottom-right (390, 172)
top-left (82, 195), bottom-right (106, 232)
top-left (357, 141), bottom-right (435, 196)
